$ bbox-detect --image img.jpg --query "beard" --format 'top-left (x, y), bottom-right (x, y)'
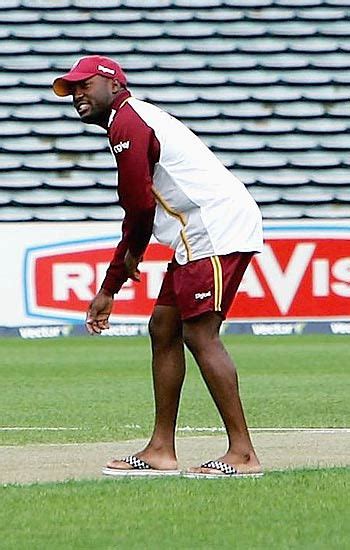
top-left (76, 102), bottom-right (109, 126)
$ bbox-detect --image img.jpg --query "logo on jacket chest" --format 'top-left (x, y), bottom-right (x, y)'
top-left (113, 140), bottom-right (130, 154)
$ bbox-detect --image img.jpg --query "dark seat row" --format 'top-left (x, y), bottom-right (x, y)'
top-left (2, 0), bottom-right (350, 10)
top-left (1, 8), bottom-right (350, 24)
top-left (1, 118), bottom-right (349, 137)
top-left (1, 133), bottom-right (350, 153)
top-left (2, 168), bottom-right (350, 188)
top-left (2, 203), bottom-right (350, 222)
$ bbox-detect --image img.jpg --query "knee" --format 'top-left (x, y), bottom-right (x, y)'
top-left (183, 323), bottom-right (224, 362)
top-left (182, 326), bottom-right (206, 358)
top-left (148, 313), bottom-right (161, 342)
top-left (149, 310), bottom-right (182, 350)
top-left (184, 326), bottom-right (236, 374)
top-left (183, 313), bottom-right (222, 357)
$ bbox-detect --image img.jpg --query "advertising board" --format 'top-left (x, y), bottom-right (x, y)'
top-left (1, 220), bottom-right (349, 335)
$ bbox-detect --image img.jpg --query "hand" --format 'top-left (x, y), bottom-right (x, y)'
top-left (124, 249), bottom-right (141, 282)
top-left (85, 289), bottom-right (113, 335)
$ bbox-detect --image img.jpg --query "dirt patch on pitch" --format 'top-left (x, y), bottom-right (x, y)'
top-left (1, 430), bottom-right (349, 484)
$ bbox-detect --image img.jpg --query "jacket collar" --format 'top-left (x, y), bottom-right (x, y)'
top-left (107, 89), bottom-right (131, 130)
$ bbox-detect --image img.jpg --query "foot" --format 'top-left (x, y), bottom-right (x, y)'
top-left (106, 448), bottom-right (178, 471)
top-left (188, 452), bottom-right (262, 476)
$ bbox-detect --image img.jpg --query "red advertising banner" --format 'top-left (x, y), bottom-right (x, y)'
top-left (25, 224), bottom-right (350, 322)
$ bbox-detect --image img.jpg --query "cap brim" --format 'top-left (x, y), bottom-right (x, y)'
top-left (52, 71), bottom-right (96, 97)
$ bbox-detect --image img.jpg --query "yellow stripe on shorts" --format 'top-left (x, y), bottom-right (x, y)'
top-left (210, 256), bottom-right (223, 311)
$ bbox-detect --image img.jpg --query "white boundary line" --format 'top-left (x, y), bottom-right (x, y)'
top-left (253, 428), bottom-right (350, 433)
top-left (1, 426), bottom-right (349, 434)
top-left (124, 424), bottom-right (350, 434)
top-left (178, 426), bottom-right (350, 434)
top-left (0, 427), bottom-right (81, 431)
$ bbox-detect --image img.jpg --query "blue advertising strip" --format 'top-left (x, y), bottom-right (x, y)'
top-left (1, 321), bottom-right (350, 339)
top-left (222, 321), bottom-right (350, 336)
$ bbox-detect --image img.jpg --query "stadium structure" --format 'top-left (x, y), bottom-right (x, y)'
top-left (1, 0), bottom-right (350, 221)
top-left (0, 0), bottom-right (349, 336)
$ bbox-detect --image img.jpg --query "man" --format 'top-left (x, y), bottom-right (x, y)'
top-left (53, 55), bottom-right (263, 477)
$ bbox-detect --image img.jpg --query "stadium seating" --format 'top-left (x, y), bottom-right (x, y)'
top-left (1, 0), bottom-right (350, 221)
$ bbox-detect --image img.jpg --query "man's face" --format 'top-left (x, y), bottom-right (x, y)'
top-left (72, 75), bottom-right (117, 125)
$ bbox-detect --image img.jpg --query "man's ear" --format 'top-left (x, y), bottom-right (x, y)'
top-left (111, 79), bottom-right (122, 93)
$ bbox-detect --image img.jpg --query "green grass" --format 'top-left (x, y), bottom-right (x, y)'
top-left (1, 468), bottom-right (349, 549)
top-left (1, 335), bottom-right (349, 549)
top-left (0, 335), bottom-right (349, 445)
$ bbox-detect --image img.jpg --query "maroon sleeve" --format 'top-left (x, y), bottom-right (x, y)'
top-left (101, 104), bottom-right (160, 296)
top-left (100, 217), bottom-right (131, 296)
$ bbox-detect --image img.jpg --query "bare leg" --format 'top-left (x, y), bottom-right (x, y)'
top-left (107, 305), bottom-right (185, 470)
top-left (183, 312), bottom-right (261, 474)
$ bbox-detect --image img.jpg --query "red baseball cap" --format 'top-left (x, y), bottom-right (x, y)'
top-left (53, 55), bottom-right (127, 97)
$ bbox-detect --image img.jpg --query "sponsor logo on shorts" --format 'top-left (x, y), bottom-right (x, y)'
top-left (113, 140), bottom-right (130, 154)
top-left (195, 291), bottom-right (212, 300)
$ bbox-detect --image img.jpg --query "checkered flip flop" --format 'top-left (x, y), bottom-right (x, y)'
top-left (102, 455), bottom-right (181, 477)
top-left (182, 460), bottom-right (264, 478)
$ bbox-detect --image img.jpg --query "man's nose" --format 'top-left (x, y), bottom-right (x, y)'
top-left (73, 86), bottom-right (84, 101)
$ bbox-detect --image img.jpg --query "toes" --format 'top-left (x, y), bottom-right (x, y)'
top-left (106, 459), bottom-right (131, 470)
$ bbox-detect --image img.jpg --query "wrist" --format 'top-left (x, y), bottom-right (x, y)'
top-left (127, 247), bottom-right (143, 262)
top-left (100, 287), bottom-right (114, 298)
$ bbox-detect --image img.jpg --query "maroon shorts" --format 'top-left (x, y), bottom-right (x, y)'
top-left (156, 252), bottom-right (253, 321)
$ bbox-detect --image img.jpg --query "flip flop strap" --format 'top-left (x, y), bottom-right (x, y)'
top-left (201, 460), bottom-right (237, 475)
top-left (122, 455), bottom-right (151, 470)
